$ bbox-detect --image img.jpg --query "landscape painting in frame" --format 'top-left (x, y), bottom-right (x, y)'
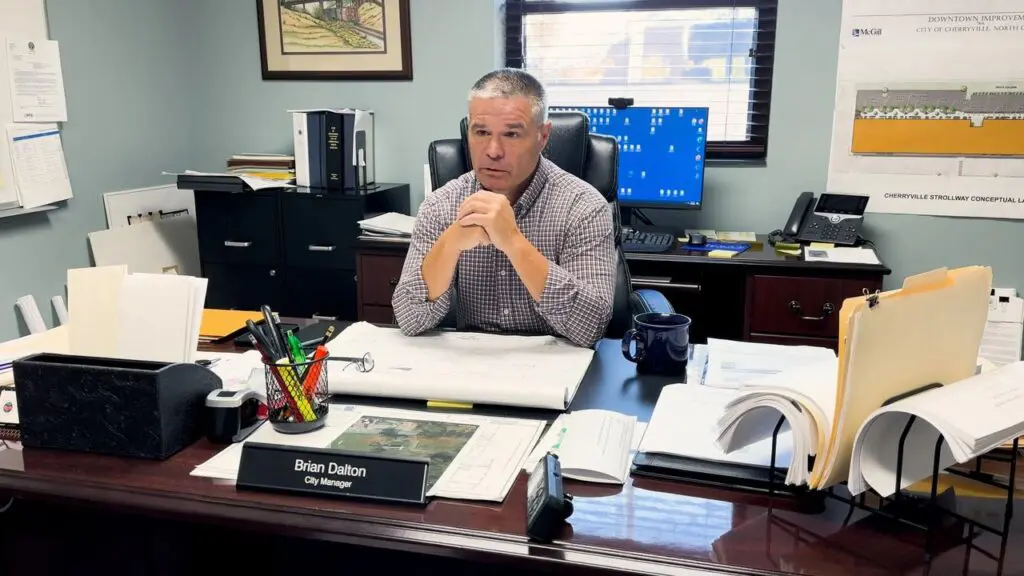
top-left (257, 0), bottom-right (412, 80)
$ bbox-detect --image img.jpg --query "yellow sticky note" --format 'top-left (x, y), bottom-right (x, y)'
top-left (777, 248), bottom-right (801, 256)
top-left (427, 400), bottom-right (473, 409)
top-left (810, 242), bottom-right (835, 249)
top-left (708, 250), bottom-right (737, 259)
top-left (775, 242), bottom-right (800, 251)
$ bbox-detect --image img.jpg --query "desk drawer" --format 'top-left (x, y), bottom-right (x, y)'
top-left (749, 275), bottom-right (845, 338)
top-left (358, 253), bottom-right (406, 307)
top-left (195, 194), bottom-right (280, 265)
top-left (282, 267), bottom-right (357, 321)
top-left (203, 262), bottom-right (282, 311)
top-left (282, 196), bottom-right (361, 269)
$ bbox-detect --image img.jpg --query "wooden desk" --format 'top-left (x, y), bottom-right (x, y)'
top-left (354, 235), bottom-right (892, 349)
top-left (0, 339), bottom-right (1017, 576)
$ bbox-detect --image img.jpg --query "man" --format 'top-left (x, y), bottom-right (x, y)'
top-left (391, 68), bottom-right (617, 348)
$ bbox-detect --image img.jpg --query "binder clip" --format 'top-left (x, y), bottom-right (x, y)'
top-left (863, 288), bottom-right (881, 308)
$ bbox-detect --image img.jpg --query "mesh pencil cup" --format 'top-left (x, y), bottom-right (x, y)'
top-left (262, 354), bottom-right (329, 434)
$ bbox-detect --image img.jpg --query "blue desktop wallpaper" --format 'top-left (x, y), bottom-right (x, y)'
top-left (551, 106), bottom-right (708, 208)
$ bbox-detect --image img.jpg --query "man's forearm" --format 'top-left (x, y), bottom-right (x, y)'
top-left (422, 229), bottom-right (461, 301)
top-left (506, 234), bottom-right (551, 301)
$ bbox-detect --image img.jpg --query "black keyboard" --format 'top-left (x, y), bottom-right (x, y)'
top-left (621, 228), bottom-right (675, 253)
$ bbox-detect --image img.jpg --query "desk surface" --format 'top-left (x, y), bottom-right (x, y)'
top-left (357, 233), bottom-right (893, 276)
top-left (0, 337), bottom-right (1017, 575)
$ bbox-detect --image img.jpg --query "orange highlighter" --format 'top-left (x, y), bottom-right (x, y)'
top-left (302, 345), bottom-right (329, 397)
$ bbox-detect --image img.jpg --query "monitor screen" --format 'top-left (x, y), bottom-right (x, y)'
top-left (550, 106), bottom-right (708, 210)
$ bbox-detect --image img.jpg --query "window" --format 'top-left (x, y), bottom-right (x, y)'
top-left (504, 0), bottom-right (778, 161)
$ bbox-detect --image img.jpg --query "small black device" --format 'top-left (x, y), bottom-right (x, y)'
top-left (687, 232), bottom-right (706, 246)
top-left (784, 191), bottom-right (869, 246)
top-left (526, 453), bottom-right (574, 543)
top-left (205, 389), bottom-right (264, 444)
top-left (621, 227), bottom-right (674, 254)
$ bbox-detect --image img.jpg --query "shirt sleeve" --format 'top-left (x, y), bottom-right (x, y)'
top-left (391, 194), bottom-right (454, 336)
top-left (533, 201), bottom-right (617, 348)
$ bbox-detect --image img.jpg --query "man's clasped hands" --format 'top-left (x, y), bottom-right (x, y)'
top-left (446, 190), bottom-right (521, 254)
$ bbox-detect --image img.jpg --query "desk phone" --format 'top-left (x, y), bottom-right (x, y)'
top-left (785, 192), bottom-right (869, 246)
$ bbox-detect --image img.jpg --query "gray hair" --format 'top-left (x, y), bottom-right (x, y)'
top-left (468, 68), bottom-right (548, 126)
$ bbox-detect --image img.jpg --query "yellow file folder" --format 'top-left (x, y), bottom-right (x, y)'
top-left (809, 266), bottom-right (992, 489)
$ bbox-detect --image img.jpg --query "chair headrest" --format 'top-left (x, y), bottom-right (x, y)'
top-left (459, 111), bottom-right (589, 177)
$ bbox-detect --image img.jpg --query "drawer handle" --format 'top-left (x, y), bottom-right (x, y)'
top-left (632, 280), bottom-right (701, 292)
top-left (388, 277), bottom-right (399, 286)
top-left (223, 240), bottom-right (251, 248)
top-left (788, 301), bottom-right (835, 321)
top-left (308, 244), bottom-right (336, 252)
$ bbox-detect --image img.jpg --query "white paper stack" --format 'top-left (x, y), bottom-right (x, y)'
top-left (716, 358), bottom-right (839, 485)
top-left (66, 265), bottom-right (207, 363)
top-left (358, 212), bottom-right (415, 237)
top-left (703, 338), bottom-right (836, 389)
top-left (848, 361), bottom-right (1024, 497)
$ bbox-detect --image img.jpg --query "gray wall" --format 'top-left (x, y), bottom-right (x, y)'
top-left (2, 0), bottom-right (1020, 339)
top-left (0, 0), bottom-right (195, 340)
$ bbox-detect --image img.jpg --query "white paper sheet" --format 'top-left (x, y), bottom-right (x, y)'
top-left (704, 339), bottom-right (837, 389)
top-left (5, 39), bottom-right (66, 123)
top-left (522, 410), bottom-right (638, 484)
top-left (326, 322), bottom-right (595, 410)
top-left (192, 404), bottom-right (545, 502)
top-left (7, 123), bottom-right (72, 209)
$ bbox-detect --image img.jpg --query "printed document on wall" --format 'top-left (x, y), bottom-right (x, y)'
top-left (5, 39), bottom-right (67, 123)
top-left (6, 123), bottom-right (72, 209)
top-left (827, 0), bottom-right (1024, 219)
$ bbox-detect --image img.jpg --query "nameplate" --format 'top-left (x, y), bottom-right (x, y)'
top-left (236, 442), bottom-right (429, 505)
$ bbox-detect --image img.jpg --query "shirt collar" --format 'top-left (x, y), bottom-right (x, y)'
top-left (511, 157), bottom-right (551, 218)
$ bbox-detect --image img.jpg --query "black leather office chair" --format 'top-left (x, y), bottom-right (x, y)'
top-left (427, 110), bottom-right (674, 339)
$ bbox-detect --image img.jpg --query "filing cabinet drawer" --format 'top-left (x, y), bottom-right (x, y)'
top-left (282, 196), bottom-right (362, 269)
top-left (748, 275), bottom-right (846, 339)
top-left (195, 194), bottom-right (280, 265)
top-left (283, 267), bottom-right (357, 321)
top-left (203, 262), bottom-right (282, 311)
top-left (358, 253), bottom-right (406, 307)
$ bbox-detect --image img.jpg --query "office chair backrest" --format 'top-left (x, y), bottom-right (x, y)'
top-left (427, 110), bottom-right (633, 339)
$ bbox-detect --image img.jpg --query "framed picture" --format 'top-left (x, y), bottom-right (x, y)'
top-left (256, 0), bottom-right (412, 80)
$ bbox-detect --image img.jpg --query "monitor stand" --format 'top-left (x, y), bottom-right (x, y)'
top-left (619, 206), bottom-right (675, 235)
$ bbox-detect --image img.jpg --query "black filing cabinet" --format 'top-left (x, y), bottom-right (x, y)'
top-left (192, 183), bottom-right (410, 321)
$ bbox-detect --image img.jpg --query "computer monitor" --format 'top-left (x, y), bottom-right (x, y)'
top-left (550, 106), bottom-right (708, 210)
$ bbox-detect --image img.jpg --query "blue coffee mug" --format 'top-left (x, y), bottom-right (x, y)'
top-left (621, 312), bottom-right (691, 376)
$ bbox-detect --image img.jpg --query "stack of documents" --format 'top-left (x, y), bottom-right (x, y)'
top-left (358, 212), bottom-right (415, 238)
top-left (716, 358), bottom-right (839, 485)
top-left (714, 266), bottom-right (997, 496)
top-left (635, 384), bottom-right (793, 482)
top-left (522, 409), bottom-right (641, 484)
top-left (703, 338), bottom-right (836, 389)
top-left (849, 361), bottom-right (1024, 497)
top-left (192, 404), bottom-right (545, 502)
top-left (67, 265), bottom-right (207, 363)
top-left (979, 289), bottom-right (1024, 367)
top-left (325, 322), bottom-right (595, 410)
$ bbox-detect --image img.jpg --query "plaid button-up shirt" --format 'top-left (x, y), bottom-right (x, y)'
top-left (392, 157), bottom-right (617, 348)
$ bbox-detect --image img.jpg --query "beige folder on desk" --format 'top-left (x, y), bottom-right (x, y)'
top-left (809, 266), bottom-right (991, 489)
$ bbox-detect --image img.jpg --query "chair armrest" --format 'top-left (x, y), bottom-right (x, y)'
top-left (628, 288), bottom-right (675, 316)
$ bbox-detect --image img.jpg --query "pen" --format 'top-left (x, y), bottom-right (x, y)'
top-left (261, 305), bottom-right (288, 361)
top-left (300, 325), bottom-right (336, 349)
top-left (246, 319), bottom-right (278, 359)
